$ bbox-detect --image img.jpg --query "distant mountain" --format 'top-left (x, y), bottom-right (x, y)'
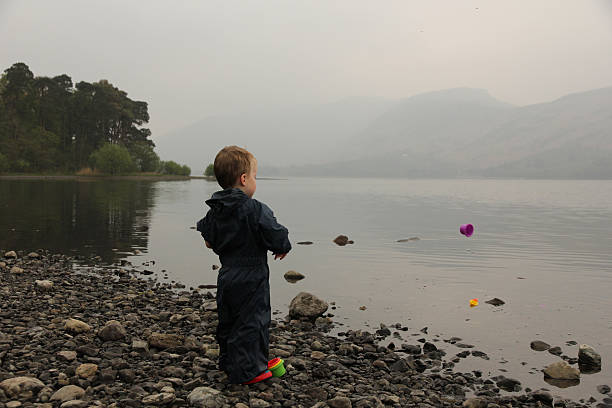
top-left (154, 97), bottom-right (393, 174)
top-left (269, 86), bottom-right (612, 179)
top-left (157, 86), bottom-right (612, 179)
top-left (460, 87), bottom-right (612, 177)
top-left (351, 88), bottom-right (514, 160)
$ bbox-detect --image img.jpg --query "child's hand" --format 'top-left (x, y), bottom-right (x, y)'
top-left (273, 253), bottom-right (287, 260)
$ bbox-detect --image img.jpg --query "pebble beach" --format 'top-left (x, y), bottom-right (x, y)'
top-left (0, 250), bottom-right (605, 408)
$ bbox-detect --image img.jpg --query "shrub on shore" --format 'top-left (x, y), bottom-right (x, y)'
top-left (161, 160), bottom-right (191, 176)
top-left (90, 144), bottom-right (137, 175)
top-left (204, 163), bottom-right (215, 177)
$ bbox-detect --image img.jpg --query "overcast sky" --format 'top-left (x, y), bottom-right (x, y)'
top-left (1, 0), bottom-right (612, 144)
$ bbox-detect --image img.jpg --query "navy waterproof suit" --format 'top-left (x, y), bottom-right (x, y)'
top-left (196, 188), bottom-right (291, 383)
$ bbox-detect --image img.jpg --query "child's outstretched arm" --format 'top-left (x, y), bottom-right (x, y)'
top-left (257, 202), bottom-right (291, 259)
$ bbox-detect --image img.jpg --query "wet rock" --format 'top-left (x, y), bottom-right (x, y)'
top-left (597, 385), bottom-right (611, 394)
top-left (27, 252), bottom-right (41, 259)
top-left (485, 298), bottom-right (505, 306)
top-left (98, 320), bottom-right (127, 341)
top-left (397, 237), bottom-right (420, 242)
top-left (401, 344), bottom-right (421, 354)
top-left (543, 361), bottom-right (580, 380)
top-left (284, 270), bottom-right (305, 283)
top-left (471, 350), bottom-right (489, 360)
top-left (50, 385), bottom-right (85, 403)
top-left (297, 241), bottom-right (313, 245)
top-left (64, 318), bottom-right (91, 334)
top-left (4, 251), bottom-right (17, 259)
top-left (0, 377), bottom-right (45, 400)
top-left (530, 340), bottom-right (550, 351)
top-left (289, 292), bottom-right (328, 318)
top-left (333, 235), bottom-right (354, 246)
top-left (548, 346), bottom-right (562, 356)
top-left (578, 344), bottom-right (601, 370)
top-left (529, 390), bottom-right (553, 405)
top-left (494, 376), bottom-right (521, 392)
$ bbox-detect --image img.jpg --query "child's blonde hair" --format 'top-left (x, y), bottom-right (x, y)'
top-left (213, 145), bottom-right (255, 189)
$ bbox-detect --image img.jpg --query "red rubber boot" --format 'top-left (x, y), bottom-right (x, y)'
top-left (242, 370), bottom-right (272, 385)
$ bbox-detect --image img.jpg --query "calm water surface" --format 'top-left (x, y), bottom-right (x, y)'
top-left (1, 177), bottom-right (611, 401)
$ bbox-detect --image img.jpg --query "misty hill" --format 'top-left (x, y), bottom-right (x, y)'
top-left (269, 87), bottom-right (612, 178)
top-left (154, 97), bottom-right (393, 174)
top-left (157, 87), bottom-right (612, 179)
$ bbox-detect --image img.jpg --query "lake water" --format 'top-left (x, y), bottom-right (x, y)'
top-left (1, 177), bottom-right (611, 401)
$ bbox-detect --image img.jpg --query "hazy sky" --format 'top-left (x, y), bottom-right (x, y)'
top-left (1, 0), bottom-right (612, 144)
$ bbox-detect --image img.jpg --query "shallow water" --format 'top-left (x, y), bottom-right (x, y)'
top-left (1, 177), bottom-right (611, 402)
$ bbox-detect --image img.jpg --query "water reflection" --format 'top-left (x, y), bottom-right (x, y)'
top-left (0, 179), bottom-right (156, 263)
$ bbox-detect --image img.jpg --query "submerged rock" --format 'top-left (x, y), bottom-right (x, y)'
top-left (485, 298), bottom-right (505, 306)
top-left (530, 340), bottom-right (550, 351)
top-left (397, 237), bottom-right (420, 242)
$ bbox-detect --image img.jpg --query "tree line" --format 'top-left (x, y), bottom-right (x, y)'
top-left (0, 62), bottom-right (189, 175)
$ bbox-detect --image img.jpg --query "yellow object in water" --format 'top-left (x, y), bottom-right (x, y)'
top-left (469, 298), bottom-right (478, 307)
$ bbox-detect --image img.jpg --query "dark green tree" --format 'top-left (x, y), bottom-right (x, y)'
top-left (128, 141), bottom-right (160, 172)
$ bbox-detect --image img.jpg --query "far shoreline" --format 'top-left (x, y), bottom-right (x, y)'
top-left (1, 174), bottom-right (287, 181)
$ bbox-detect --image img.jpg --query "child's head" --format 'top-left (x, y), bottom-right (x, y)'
top-left (214, 145), bottom-right (257, 197)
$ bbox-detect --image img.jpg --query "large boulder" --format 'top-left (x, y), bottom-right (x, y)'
top-left (98, 320), bottom-right (127, 341)
top-left (0, 377), bottom-right (46, 400)
top-left (543, 361), bottom-right (580, 379)
top-left (289, 292), bottom-right (328, 319)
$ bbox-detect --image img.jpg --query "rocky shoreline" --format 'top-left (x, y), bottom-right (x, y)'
top-left (0, 250), bottom-right (601, 407)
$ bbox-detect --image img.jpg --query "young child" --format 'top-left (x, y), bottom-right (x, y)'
top-left (196, 145), bottom-right (291, 384)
